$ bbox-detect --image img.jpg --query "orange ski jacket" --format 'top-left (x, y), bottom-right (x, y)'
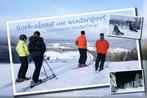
top-left (75, 35), bottom-right (87, 49)
top-left (95, 39), bottom-right (109, 54)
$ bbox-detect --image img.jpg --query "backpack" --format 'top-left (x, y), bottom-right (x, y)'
top-left (29, 40), bottom-right (44, 57)
top-left (30, 40), bottom-right (41, 51)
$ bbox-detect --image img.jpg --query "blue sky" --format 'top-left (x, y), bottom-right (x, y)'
top-left (0, 0), bottom-right (144, 39)
top-left (0, 0), bottom-right (143, 19)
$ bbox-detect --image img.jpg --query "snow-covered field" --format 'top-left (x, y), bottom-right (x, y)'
top-left (10, 50), bottom-right (141, 95)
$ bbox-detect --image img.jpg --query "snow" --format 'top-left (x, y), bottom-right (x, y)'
top-left (44, 51), bottom-right (79, 60)
top-left (0, 63), bottom-right (110, 97)
top-left (0, 47), bottom-right (142, 96)
top-left (52, 43), bottom-right (60, 48)
top-left (0, 63), bottom-right (13, 97)
top-left (115, 87), bottom-right (144, 94)
top-left (109, 48), bottom-right (130, 53)
top-left (10, 50), bottom-right (141, 95)
top-left (87, 46), bottom-right (95, 51)
top-left (0, 59), bottom-right (143, 96)
top-left (47, 43), bottom-right (71, 49)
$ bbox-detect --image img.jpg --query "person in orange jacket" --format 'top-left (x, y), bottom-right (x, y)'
top-left (95, 33), bottom-right (109, 72)
top-left (75, 31), bottom-right (87, 67)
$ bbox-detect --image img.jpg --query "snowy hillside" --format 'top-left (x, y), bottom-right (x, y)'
top-left (47, 42), bottom-right (132, 54)
top-left (11, 49), bottom-right (141, 95)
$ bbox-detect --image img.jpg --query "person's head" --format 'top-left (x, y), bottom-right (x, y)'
top-left (34, 31), bottom-right (40, 37)
top-left (81, 31), bottom-right (85, 35)
top-left (19, 34), bottom-right (27, 41)
top-left (100, 33), bottom-right (104, 40)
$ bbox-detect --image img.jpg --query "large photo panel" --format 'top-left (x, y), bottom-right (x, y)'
top-left (6, 8), bottom-right (142, 96)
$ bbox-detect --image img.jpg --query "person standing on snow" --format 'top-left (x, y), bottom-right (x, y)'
top-left (16, 34), bottom-right (30, 82)
top-left (28, 31), bottom-right (46, 85)
top-left (95, 33), bottom-right (109, 72)
top-left (75, 31), bottom-right (87, 68)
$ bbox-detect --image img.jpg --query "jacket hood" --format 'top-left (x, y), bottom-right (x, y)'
top-left (29, 35), bottom-right (43, 42)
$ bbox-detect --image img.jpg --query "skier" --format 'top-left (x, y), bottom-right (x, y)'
top-left (113, 25), bottom-right (124, 35)
top-left (75, 31), bottom-right (87, 67)
top-left (16, 34), bottom-right (30, 82)
top-left (95, 33), bottom-right (109, 72)
top-left (28, 31), bottom-right (46, 86)
top-left (129, 21), bottom-right (138, 32)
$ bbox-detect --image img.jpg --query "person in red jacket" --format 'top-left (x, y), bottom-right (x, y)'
top-left (75, 31), bottom-right (87, 67)
top-left (95, 33), bottom-right (109, 72)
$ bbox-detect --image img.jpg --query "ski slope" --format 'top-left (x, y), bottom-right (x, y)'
top-left (11, 50), bottom-right (141, 94)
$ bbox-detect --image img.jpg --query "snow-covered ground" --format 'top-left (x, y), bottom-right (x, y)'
top-left (0, 58), bottom-right (143, 97)
top-left (0, 63), bottom-right (13, 97)
top-left (0, 63), bottom-right (110, 97)
top-left (115, 87), bottom-right (144, 94)
top-left (9, 50), bottom-right (141, 95)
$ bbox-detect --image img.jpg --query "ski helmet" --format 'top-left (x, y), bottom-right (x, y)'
top-left (19, 34), bottom-right (27, 40)
top-left (34, 31), bottom-right (40, 36)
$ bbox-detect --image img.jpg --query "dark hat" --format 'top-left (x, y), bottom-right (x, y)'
top-left (100, 33), bottom-right (104, 36)
top-left (34, 31), bottom-right (40, 36)
top-left (81, 31), bottom-right (85, 34)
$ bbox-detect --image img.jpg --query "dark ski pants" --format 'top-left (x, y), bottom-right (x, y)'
top-left (18, 56), bottom-right (28, 79)
top-left (32, 56), bottom-right (43, 83)
top-left (78, 48), bottom-right (87, 65)
top-left (95, 53), bottom-right (106, 71)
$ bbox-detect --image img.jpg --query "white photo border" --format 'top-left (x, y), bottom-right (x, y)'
top-left (109, 69), bottom-right (145, 94)
top-left (107, 14), bottom-right (144, 39)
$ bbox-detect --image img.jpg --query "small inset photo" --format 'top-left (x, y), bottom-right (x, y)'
top-left (107, 14), bottom-right (143, 39)
top-left (110, 70), bottom-right (145, 94)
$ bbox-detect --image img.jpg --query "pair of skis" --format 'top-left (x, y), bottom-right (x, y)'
top-left (18, 59), bottom-right (57, 92)
top-left (72, 64), bottom-right (90, 70)
top-left (19, 74), bottom-right (56, 92)
top-left (15, 77), bottom-right (31, 84)
top-left (72, 61), bottom-right (93, 70)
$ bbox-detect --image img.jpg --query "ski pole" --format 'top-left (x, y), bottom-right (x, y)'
top-left (105, 55), bottom-right (110, 68)
top-left (88, 52), bottom-right (92, 62)
top-left (87, 50), bottom-right (93, 65)
top-left (42, 64), bottom-right (48, 78)
top-left (44, 59), bottom-right (58, 79)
